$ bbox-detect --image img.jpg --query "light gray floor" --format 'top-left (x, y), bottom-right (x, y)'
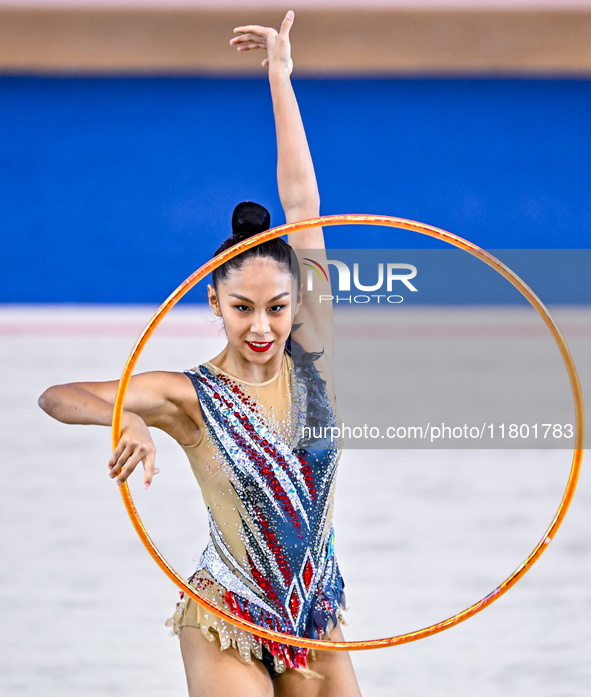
top-left (1, 305), bottom-right (589, 696)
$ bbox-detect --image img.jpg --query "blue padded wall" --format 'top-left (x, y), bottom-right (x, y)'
top-left (1, 77), bottom-right (589, 303)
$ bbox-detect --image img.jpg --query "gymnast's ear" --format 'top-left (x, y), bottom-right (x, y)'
top-left (291, 279), bottom-right (304, 320)
top-left (296, 280), bottom-right (304, 307)
top-left (207, 283), bottom-right (222, 317)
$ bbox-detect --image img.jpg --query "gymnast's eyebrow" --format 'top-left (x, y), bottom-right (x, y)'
top-left (229, 292), bottom-right (290, 303)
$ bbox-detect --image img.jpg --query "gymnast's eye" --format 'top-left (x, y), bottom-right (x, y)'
top-left (235, 304), bottom-right (251, 312)
top-left (269, 304), bottom-right (285, 313)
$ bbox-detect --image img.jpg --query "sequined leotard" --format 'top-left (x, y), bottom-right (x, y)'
top-left (167, 339), bottom-right (345, 677)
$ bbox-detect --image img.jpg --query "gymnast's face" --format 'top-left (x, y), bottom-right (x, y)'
top-left (207, 257), bottom-right (301, 364)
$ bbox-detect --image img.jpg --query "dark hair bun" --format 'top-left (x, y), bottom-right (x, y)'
top-left (231, 202), bottom-right (271, 241)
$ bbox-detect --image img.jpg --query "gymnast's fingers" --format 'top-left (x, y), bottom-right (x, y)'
top-left (109, 442), bottom-right (133, 477)
top-left (279, 10), bottom-right (295, 38)
top-left (115, 444), bottom-right (153, 485)
top-left (142, 451), bottom-right (159, 490)
top-left (115, 458), bottom-right (139, 485)
top-left (230, 33), bottom-right (266, 45)
top-left (236, 43), bottom-right (267, 53)
top-left (108, 440), bottom-right (126, 469)
top-left (233, 25), bottom-right (275, 37)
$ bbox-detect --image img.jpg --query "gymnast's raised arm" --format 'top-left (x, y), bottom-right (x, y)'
top-left (231, 11), bottom-right (335, 391)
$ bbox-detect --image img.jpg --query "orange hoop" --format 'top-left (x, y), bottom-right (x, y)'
top-left (112, 214), bottom-right (584, 651)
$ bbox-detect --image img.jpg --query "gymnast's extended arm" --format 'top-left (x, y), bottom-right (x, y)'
top-left (38, 372), bottom-right (203, 488)
top-left (231, 12), bottom-right (334, 376)
top-left (230, 11), bottom-right (322, 242)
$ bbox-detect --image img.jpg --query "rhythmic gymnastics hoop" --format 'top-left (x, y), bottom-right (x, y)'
top-left (112, 214), bottom-right (584, 652)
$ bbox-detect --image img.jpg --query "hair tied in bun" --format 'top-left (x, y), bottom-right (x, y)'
top-left (231, 201), bottom-right (271, 241)
top-left (212, 200), bottom-right (299, 293)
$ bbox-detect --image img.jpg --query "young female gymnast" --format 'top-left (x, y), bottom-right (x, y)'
top-left (39, 11), bottom-right (362, 697)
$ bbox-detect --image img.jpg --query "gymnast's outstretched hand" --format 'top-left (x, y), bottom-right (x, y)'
top-left (108, 412), bottom-right (159, 489)
top-left (230, 9), bottom-right (295, 74)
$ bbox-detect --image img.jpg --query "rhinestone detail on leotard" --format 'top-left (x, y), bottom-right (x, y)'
top-left (166, 342), bottom-right (345, 674)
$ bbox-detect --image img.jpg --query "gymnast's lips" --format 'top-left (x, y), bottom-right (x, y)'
top-left (246, 341), bottom-right (274, 353)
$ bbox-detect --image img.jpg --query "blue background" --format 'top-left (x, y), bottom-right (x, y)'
top-left (1, 76), bottom-right (590, 303)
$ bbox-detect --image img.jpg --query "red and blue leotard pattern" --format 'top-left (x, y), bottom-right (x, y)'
top-left (183, 340), bottom-right (345, 672)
